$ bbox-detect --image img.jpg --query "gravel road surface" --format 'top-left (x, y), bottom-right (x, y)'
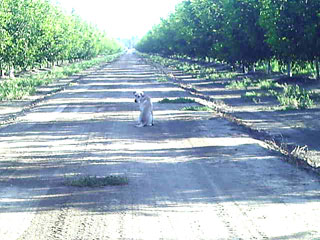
top-left (0, 53), bottom-right (320, 240)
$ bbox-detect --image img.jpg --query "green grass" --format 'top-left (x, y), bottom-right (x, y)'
top-left (141, 52), bottom-right (318, 111)
top-left (226, 77), bottom-right (252, 89)
top-left (156, 76), bottom-right (168, 82)
top-left (242, 82), bottom-right (314, 110)
top-left (197, 68), bottom-right (217, 79)
top-left (0, 53), bottom-right (121, 101)
top-left (181, 106), bottom-right (211, 111)
top-left (64, 175), bottom-right (129, 187)
top-left (275, 84), bottom-right (314, 110)
top-left (242, 91), bottom-right (263, 103)
top-left (158, 97), bottom-right (196, 104)
top-left (254, 79), bottom-right (281, 90)
top-left (210, 72), bottom-right (238, 80)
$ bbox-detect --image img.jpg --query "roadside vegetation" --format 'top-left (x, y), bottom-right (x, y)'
top-left (0, 54), bottom-right (121, 101)
top-left (136, 0), bottom-right (320, 111)
top-left (158, 97), bottom-right (195, 104)
top-left (142, 53), bottom-right (319, 111)
top-left (64, 175), bottom-right (129, 187)
top-left (0, 0), bottom-right (122, 77)
top-left (181, 106), bottom-right (212, 111)
top-left (158, 97), bottom-right (210, 111)
top-left (0, 0), bottom-right (122, 101)
top-left (136, 0), bottom-right (320, 80)
top-left (156, 75), bottom-right (169, 82)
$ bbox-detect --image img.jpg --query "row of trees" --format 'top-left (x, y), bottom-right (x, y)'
top-left (136, 0), bottom-right (320, 78)
top-left (0, 0), bottom-right (122, 77)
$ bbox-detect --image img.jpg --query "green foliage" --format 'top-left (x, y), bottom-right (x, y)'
top-left (181, 106), bottom-right (212, 111)
top-left (255, 79), bottom-right (281, 90)
top-left (0, 53), bottom-right (120, 101)
top-left (226, 78), bottom-right (252, 89)
top-left (259, 0), bottom-right (320, 64)
top-left (64, 175), bottom-right (129, 187)
top-left (221, 0), bottom-right (272, 67)
top-left (156, 76), bottom-right (168, 82)
top-left (158, 98), bottom-right (196, 103)
top-left (0, 79), bottom-right (35, 100)
top-left (137, 0), bottom-right (320, 75)
top-left (0, 0), bottom-right (122, 76)
top-left (229, 78), bottom-right (282, 90)
top-left (275, 84), bottom-right (314, 110)
top-left (209, 72), bottom-right (238, 80)
top-left (242, 91), bottom-right (264, 103)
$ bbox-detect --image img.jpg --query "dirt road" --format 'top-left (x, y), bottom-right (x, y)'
top-left (0, 53), bottom-right (320, 240)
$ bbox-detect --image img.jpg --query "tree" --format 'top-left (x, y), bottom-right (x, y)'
top-left (259, 0), bottom-right (320, 77)
top-left (0, 0), bottom-right (11, 76)
top-left (0, 0), bottom-right (122, 77)
top-left (221, 0), bottom-right (272, 71)
top-left (137, 0), bottom-right (319, 78)
top-left (191, 0), bottom-right (225, 60)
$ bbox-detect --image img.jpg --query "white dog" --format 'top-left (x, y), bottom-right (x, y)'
top-left (133, 91), bottom-right (153, 127)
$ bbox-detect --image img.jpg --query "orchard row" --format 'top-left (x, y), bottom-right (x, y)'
top-left (136, 0), bottom-right (320, 78)
top-left (0, 0), bottom-right (122, 77)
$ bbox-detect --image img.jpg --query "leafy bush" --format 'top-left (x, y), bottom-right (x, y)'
top-left (0, 0), bottom-right (122, 76)
top-left (158, 98), bottom-right (195, 103)
top-left (226, 78), bottom-right (252, 89)
top-left (0, 79), bottom-right (36, 100)
top-left (276, 84), bottom-right (314, 110)
top-left (255, 79), bottom-right (281, 90)
top-left (181, 106), bottom-right (211, 111)
top-left (156, 76), bottom-right (168, 82)
top-left (0, 54), bottom-right (121, 101)
top-left (64, 175), bottom-right (128, 187)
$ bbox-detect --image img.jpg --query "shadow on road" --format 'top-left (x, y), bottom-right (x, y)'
top-left (1, 53), bottom-right (320, 239)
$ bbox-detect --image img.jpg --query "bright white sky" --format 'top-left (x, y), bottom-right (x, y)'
top-left (54, 0), bottom-right (183, 39)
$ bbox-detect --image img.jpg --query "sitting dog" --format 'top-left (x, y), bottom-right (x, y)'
top-left (133, 91), bottom-right (153, 127)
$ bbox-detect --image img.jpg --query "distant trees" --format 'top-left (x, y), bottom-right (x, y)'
top-left (259, 0), bottom-right (320, 77)
top-left (221, 0), bottom-right (272, 70)
top-left (0, 0), bottom-right (122, 77)
top-left (136, 0), bottom-right (320, 78)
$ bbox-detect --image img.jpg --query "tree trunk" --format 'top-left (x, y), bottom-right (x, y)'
top-left (315, 59), bottom-right (320, 80)
top-left (287, 61), bottom-right (292, 77)
top-left (9, 66), bottom-right (15, 78)
top-left (267, 60), bottom-right (272, 74)
top-left (242, 65), bottom-right (246, 74)
top-left (251, 64), bottom-right (256, 73)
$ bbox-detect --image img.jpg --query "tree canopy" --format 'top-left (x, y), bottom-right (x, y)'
top-left (0, 0), bottom-right (122, 74)
top-left (136, 0), bottom-right (320, 76)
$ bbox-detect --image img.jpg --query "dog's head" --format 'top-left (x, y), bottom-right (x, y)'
top-left (133, 91), bottom-right (145, 103)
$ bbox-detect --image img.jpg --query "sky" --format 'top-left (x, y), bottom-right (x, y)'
top-left (54, 0), bottom-right (183, 39)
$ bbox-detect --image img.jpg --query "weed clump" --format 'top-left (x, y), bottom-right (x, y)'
top-left (0, 54), bottom-right (121, 101)
top-left (158, 97), bottom-right (195, 104)
top-left (276, 84), bottom-right (314, 110)
top-left (64, 175), bottom-right (129, 187)
top-left (181, 106), bottom-right (212, 111)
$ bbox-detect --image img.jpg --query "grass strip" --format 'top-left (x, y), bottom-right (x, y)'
top-left (64, 175), bottom-right (129, 187)
top-left (158, 97), bottom-right (196, 104)
top-left (181, 106), bottom-right (212, 111)
top-left (0, 53), bottom-right (122, 101)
